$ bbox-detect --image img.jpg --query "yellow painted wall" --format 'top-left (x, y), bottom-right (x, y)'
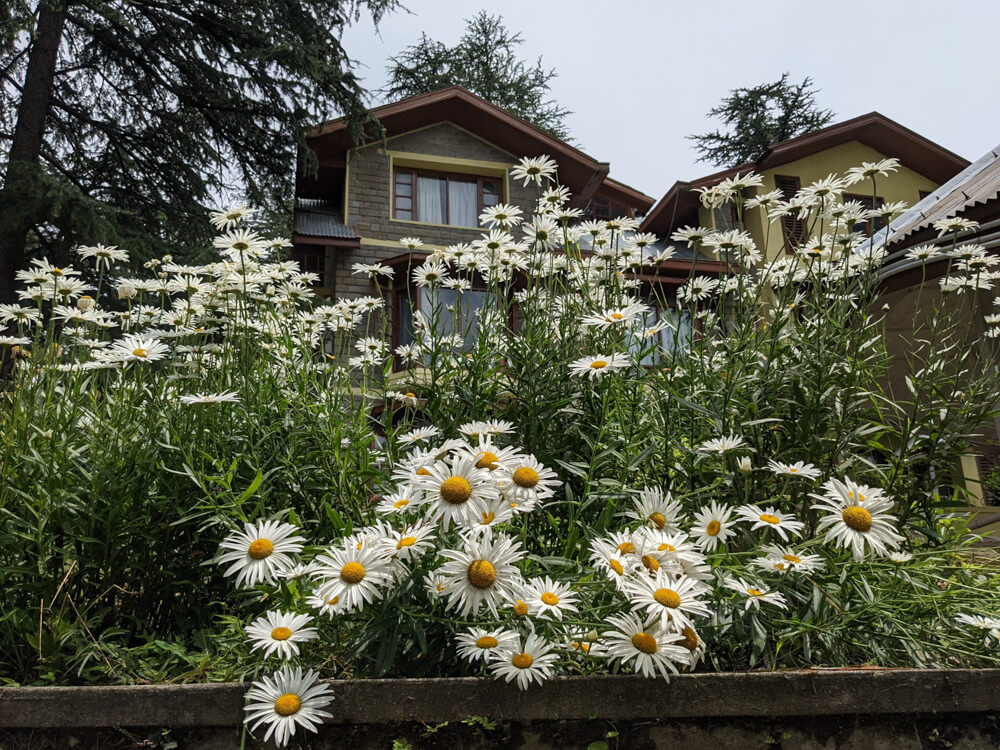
top-left (698, 141), bottom-right (942, 261)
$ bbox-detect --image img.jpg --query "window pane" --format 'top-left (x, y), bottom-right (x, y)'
top-left (482, 180), bottom-right (500, 208)
top-left (418, 287), bottom-right (490, 350)
top-left (448, 179), bottom-right (478, 227)
top-left (417, 176), bottom-right (447, 224)
top-left (396, 209), bottom-right (413, 220)
top-left (396, 197), bottom-right (412, 211)
top-left (659, 307), bottom-right (691, 355)
top-left (395, 182), bottom-right (412, 197)
top-left (398, 293), bottom-right (414, 347)
top-left (395, 170), bottom-right (412, 184)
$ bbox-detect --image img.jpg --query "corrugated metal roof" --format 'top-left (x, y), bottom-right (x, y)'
top-left (872, 144), bottom-right (1000, 249)
top-left (294, 199), bottom-right (357, 239)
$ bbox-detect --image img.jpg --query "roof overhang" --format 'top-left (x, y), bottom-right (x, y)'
top-left (304, 86), bottom-right (653, 214)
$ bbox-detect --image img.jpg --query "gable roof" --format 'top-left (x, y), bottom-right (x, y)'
top-left (641, 112), bottom-right (970, 235)
top-left (304, 86), bottom-right (654, 212)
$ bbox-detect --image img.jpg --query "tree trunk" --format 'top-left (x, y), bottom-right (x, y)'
top-left (0, 2), bottom-right (67, 304)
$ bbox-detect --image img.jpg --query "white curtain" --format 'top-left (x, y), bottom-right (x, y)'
top-left (418, 176), bottom-right (447, 224)
top-left (449, 180), bottom-right (478, 227)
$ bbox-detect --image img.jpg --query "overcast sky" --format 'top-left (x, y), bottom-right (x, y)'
top-left (340, 0), bottom-right (1000, 199)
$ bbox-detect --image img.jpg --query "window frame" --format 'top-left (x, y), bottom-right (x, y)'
top-left (773, 174), bottom-right (808, 253)
top-left (842, 192), bottom-right (886, 237)
top-left (391, 166), bottom-right (503, 228)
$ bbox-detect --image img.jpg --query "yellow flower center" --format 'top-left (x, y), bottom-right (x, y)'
top-left (340, 561), bottom-right (366, 584)
top-left (641, 555), bottom-right (659, 572)
top-left (480, 511), bottom-right (495, 525)
top-left (706, 520), bottom-right (721, 536)
top-left (747, 588), bottom-right (764, 597)
top-left (759, 513), bottom-right (781, 525)
top-left (611, 313), bottom-right (624, 320)
top-left (571, 641), bottom-right (591, 653)
top-left (842, 506), bottom-right (873, 532)
top-left (512, 653), bottom-right (534, 669)
top-left (680, 626), bottom-right (699, 652)
top-left (653, 588), bottom-right (681, 608)
top-left (617, 542), bottom-right (635, 554)
top-left (513, 467), bottom-right (539, 488)
top-left (274, 693), bottom-right (301, 716)
top-left (248, 538), bottom-right (274, 560)
top-left (270, 627), bottom-right (292, 641)
top-left (326, 596), bottom-right (340, 606)
top-left (476, 635), bottom-right (498, 649)
top-left (609, 559), bottom-right (624, 576)
top-left (467, 560), bottom-right (496, 589)
top-left (475, 451), bottom-right (500, 470)
top-left (132, 347), bottom-right (149, 358)
top-left (782, 554), bottom-right (802, 564)
top-left (513, 600), bottom-right (529, 615)
top-left (657, 543), bottom-right (675, 552)
top-left (416, 467), bottom-right (432, 476)
top-left (631, 632), bottom-right (658, 654)
top-left (589, 360), bottom-right (608, 369)
top-left (440, 476), bottom-right (473, 504)
top-left (649, 512), bottom-right (666, 529)
top-left (393, 499), bottom-right (410, 509)
top-left (396, 536), bottom-right (417, 549)
top-left (541, 592), bottom-right (559, 606)
top-left (405, 392), bottom-right (416, 398)
top-left (789, 467), bottom-right (798, 473)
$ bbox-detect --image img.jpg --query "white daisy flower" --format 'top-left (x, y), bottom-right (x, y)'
top-left (510, 155), bottom-right (558, 187)
top-left (217, 520), bottom-right (305, 588)
top-left (380, 520), bottom-right (437, 562)
top-left (624, 572), bottom-right (711, 632)
top-left (955, 613), bottom-right (1000, 644)
top-left (597, 613), bottom-right (689, 681)
top-left (438, 534), bottom-right (525, 617)
top-left (698, 434), bottom-right (746, 454)
top-left (522, 576), bottom-right (579, 621)
top-left (456, 628), bottom-right (520, 664)
top-left (179, 390), bottom-right (240, 404)
top-left (814, 477), bottom-right (887, 507)
top-left (397, 426), bottom-right (441, 446)
top-left (375, 486), bottom-right (418, 515)
top-left (245, 611), bottom-right (318, 660)
top-left (459, 496), bottom-right (515, 539)
top-left (625, 487), bottom-right (683, 532)
top-left (689, 502), bottom-right (737, 551)
top-left (724, 577), bottom-right (788, 611)
top-left (110, 334), bottom-right (170, 363)
top-left (811, 491), bottom-right (904, 562)
top-left (412, 454), bottom-right (500, 528)
top-left (489, 633), bottom-right (558, 690)
top-left (568, 353), bottom-right (631, 380)
top-left (766, 460), bottom-right (821, 480)
top-left (243, 666), bottom-right (333, 748)
top-left (497, 454), bottom-right (560, 510)
top-left (751, 545), bottom-right (824, 575)
top-left (735, 505), bottom-right (805, 542)
top-left (458, 419), bottom-right (516, 439)
top-left (312, 543), bottom-right (393, 612)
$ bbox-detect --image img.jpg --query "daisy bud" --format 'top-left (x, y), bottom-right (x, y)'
top-left (881, 303), bottom-right (890, 311)
top-left (737, 457), bottom-right (753, 474)
top-left (585, 629), bottom-right (599, 642)
top-left (118, 282), bottom-right (137, 300)
top-left (76, 295), bottom-right (95, 312)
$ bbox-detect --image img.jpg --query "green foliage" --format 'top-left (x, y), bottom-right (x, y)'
top-left (688, 73), bottom-right (835, 167)
top-left (0, 0), bottom-right (397, 271)
top-left (385, 11), bottom-right (572, 140)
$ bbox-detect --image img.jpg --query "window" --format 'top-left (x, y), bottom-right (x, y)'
top-left (585, 197), bottom-right (635, 221)
top-left (394, 280), bottom-right (498, 367)
top-left (843, 193), bottom-right (886, 236)
top-left (629, 304), bottom-right (692, 365)
top-left (774, 175), bottom-right (808, 253)
top-left (291, 246), bottom-right (324, 276)
top-left (392, 168), bottom-right (502, 227)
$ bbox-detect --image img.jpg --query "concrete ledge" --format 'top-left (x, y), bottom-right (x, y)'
top-left (2, 669), bottom-right (1000, 730)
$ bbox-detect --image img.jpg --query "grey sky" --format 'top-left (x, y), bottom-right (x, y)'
top-left (340, 0), bottom-right (1000, 200)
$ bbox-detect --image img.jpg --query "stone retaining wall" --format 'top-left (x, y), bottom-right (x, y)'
top-left (2, 669), bottom-right (999, 748)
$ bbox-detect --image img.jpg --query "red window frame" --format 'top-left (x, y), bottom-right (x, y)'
top-left (392, 167), bottom-right (503, 227)
top-left (843, 192), bottom-right (886, 236)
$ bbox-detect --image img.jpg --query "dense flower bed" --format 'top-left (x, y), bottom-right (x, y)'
top-left (2, 156), bottom-right (1000, 746)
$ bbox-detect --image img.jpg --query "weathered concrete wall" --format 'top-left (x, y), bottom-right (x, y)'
top-left (3, 670), bottom-right (1000, 749)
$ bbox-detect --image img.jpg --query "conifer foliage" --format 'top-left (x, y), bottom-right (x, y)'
top-left (0, 0), bottom-right (397, 302)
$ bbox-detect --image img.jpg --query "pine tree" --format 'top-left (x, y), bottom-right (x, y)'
top-left (385, 11), bottom-right (571, 141)
top-left (0, 0), bottom-right (398, 303)
top-left (688, 74), bottom-right (835, 168)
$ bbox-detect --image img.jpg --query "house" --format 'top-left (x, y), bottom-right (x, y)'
top-left (640, 112), bottom-right (969, 260)
top-left (867, 143), bottom-right (1000, 509)
top-left (291, 85), bottom-right (654, 307)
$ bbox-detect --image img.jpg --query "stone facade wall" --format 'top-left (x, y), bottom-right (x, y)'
top-left (336, 123), bottom-right (540, 303)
